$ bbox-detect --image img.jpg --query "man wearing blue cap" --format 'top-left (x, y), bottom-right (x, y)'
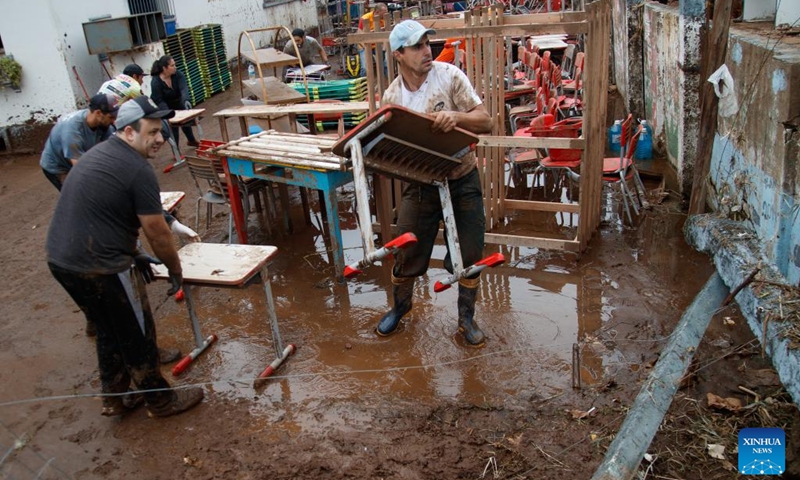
top-left (377, 20), bottom-right (493, 347)
top-left (46, 96), bottom-right (204, 418)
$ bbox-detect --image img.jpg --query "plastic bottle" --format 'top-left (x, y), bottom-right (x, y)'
top-left (608, 119), bottom-right (622, 154)
top-left (635, 120), bottom-right (653, 160)
top-left (247, 63), bottom-right (256, 81)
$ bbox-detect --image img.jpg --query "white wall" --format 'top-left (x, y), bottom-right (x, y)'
top-left (173, 0), bottom-right (319, 64)
top-left (0, 0), bottom-right (130, 127)
top-left (776, 0), bottom-right (800, 27)
top-left (0, 0), bottom-right (318, 130)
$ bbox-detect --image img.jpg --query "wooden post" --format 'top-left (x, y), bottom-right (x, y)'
top-left (687, 0), bottom-right (734, 215)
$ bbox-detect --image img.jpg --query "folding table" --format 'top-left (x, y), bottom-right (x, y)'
top-left (163, 109), bottom-right (207, 173)
top-left (152, 243), bottom-right (294, 383)
top-left (160, 191), bottom-right (185, 214)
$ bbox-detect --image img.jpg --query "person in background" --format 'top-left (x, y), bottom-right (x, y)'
top-left (356, 2), bottom-right (389, 77)
top-left (377, 20), bottom-right (493, 347)
top-left (122, 63), bottom-right (147, 89)
top-left (283, 28), bottom-right (328, 67)
top-left (46, 96), bottom-right (204, 418)
top-left (39, 93), bottom-right (119, 191)
top-left (150, 55), bottom-right (199, 149)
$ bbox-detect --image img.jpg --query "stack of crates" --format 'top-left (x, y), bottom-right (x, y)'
top-left (288, 77), bottom-right (369, 130)
top-left (162, 29), bottom-right (210, 106)
top-left (190, 24), bottom-right (232, 95)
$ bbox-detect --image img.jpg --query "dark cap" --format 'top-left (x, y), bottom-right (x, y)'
top-left (122, 64), bottom-right (145, 77)
top-left (89, 93), bottom-right (120, 115)
top-left (114, 95), bottom-right (175, 130)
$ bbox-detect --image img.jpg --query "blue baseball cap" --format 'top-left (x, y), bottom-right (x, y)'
top-left (389, 20), bottom-right (436, 52)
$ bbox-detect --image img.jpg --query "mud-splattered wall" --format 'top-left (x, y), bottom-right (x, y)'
top-left (611, 0), bottom-right (644, 120)
top-left (0, 0), bottom-right (318, 134)
top-left (707, 31), bottom-right (800, 283)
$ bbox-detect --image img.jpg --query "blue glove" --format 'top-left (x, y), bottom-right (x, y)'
top-left (134, 253), bottom-right (162, 284)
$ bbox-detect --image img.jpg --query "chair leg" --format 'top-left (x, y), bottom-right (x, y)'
top-left (207, 203), bottom-right (212, 230)
top-left (618, 183), bottom-right (633, 224)
top-left (195, 198), bottom-right (202, 233)
top-left (227, 206), bottom-right (233, 244)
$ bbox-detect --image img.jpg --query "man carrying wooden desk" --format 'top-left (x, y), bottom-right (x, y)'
top-left (283, 28), bottom-right (328, 67)
top-left (46, 96), bottom-right (204, 418)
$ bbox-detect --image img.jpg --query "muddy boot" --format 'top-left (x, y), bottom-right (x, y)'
top-left (101, 390), bottom-right (145, 416)
top-left (458, 279), bottom-right (485, 347)
top-left (158, 347), bottom-right (182, 364)
top-left (376, 275), bottom-right (415, 336)
top-left (146, 387), bottom-right (204, 418)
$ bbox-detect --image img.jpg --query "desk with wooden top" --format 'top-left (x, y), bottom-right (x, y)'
top-left (169, 108), bottom-right (206, 137)
top-left (210, 130), bottom-right (353, 280)
top-left (215, 101), bottom-right (370, 139)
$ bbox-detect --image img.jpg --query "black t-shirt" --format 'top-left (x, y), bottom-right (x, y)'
top-left (46, 136), bottom-right (163, 274)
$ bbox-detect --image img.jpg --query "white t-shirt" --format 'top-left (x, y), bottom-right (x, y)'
top-left (382, 62), bottom-right (483, 179)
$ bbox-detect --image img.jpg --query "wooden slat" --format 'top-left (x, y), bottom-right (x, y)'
top-left (214, 102), bottom-right (370, 117)
top-left (478, 136), bottom-right (586, 149)
top-left (485, 232), bottom-right (581, 251)
top-left (504, 199), bottom-right (581, 213)
top-left (349, 23), bottom-right (587, 44)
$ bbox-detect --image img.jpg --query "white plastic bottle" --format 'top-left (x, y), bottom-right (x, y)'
top-left (248, 63), bottom-right (256, 81)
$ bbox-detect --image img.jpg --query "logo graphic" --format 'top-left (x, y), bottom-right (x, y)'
top-left (738, 427), bottom-right (785, 475)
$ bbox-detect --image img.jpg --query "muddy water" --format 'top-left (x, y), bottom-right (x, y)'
top-left (150, 175), bottom-right (709, 437)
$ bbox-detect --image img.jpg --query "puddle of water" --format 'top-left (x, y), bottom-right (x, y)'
top-left (154, 179), bottom-right (709, 435)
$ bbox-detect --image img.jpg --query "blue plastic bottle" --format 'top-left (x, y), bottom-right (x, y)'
top-left (608, 120), bottom-right (622, 154)
top-left (635, 120), bottom-right (653, 160)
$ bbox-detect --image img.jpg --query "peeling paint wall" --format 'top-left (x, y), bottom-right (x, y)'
top-left (640, 3), bottom-right (702, 196)
top-left (611, 0), bottom-right (644, 119)
top-left (0, 0), bottom-right (318, 131)
top-left (707, 31), bottom-right (800, 282)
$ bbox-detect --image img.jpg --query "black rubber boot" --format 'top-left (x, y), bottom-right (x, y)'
top-left (376, 276), bottom-right (415, 336)
top-left (458, 281), bottom-right (486, 347)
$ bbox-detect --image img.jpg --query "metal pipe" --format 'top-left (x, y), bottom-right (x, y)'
top-left (591, 273), bottom-right (729, 480)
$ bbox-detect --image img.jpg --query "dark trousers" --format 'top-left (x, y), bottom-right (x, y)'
top-left (42, 168), bottom-right (63, 191)
top-left (170, 125), bottom-right (197, 146)
top-left (393, 168), bottom-right (486, 278)
top-left (48, 263), bottom-right (171, 405)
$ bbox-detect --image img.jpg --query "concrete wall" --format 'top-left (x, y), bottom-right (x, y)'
top-left (0, 0), bottom-right (318, 131)
top-left (611, 0), bottom-right (644, 119)
top-left (641, 3), bottom-right (702, 196)
top-left (776, 1), bottom-right (800, 27)
top-left (707, 30), bottom-right (800, 282)
top-left (0, 0), bottom-right (129, 126)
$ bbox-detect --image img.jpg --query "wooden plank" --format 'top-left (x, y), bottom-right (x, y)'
top-left (485, 232), bottom-right (581, 251)
top-left (241, 48), bottom-right (300, 69)
top-left (216, 147), bottom-right (346, 170)
top-left (349, 22), bottom-right (588, 44)
top-left (214, 102), bottom-right (370, 117)
top-left (688, 0), bottom-right (734, 215)
top-left (504, 199), bottom-right (581, 213)
top-left (169, 109), bottom-right (205, 125)
top-left (478, 136), bottom-right (586, 149)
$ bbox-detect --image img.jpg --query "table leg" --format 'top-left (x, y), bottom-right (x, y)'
top-left (196, 121), bottom-right (204, 139)
top-left (221, 157), bottom-right (249, 244)
top-left (182, 286), bottom-right (206, 348)
top-left (260, 265), bottom-right (284, 359)
top-left (278, 183), bottom-right (292, 233)
top-left (321, 185), bottom-right (345, 281)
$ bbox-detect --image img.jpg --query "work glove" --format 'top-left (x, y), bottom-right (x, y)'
top-left (134, 252), bottom-right (162, 284)
top-left (170, 219), bottom-right (201, 242)
top-left (184, 100), bottom-right (192, 110)
top-left (167, 271), bottom-right (183, 296)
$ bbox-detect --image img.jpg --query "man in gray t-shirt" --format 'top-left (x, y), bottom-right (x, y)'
top-left (283, 28), bottom-right (328, 67)
top-left (39, 93), bottom-right (119, 191)
top-left (46, 95), bottom-right (204, 418)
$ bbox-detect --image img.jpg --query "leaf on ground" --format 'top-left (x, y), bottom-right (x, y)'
top-left (707, 443), bottom-right (726, 460)
top-left (568, 407), bottom-right (596, 420)
top-left (707, 392), bottom-right (742, 412)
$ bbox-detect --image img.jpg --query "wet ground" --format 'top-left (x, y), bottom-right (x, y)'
top-left (0, 79), bottom-right (796, 479)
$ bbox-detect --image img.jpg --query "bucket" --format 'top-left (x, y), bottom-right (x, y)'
top-left (165, 15), bottom-right (177, 35)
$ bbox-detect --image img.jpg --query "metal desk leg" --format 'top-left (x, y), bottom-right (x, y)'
top-left (256, 264), bottom-right (295, 383)
top-left (172, 285), bottom-right (217, 376)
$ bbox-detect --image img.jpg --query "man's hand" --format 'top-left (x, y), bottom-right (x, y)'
top-left (167, 271), bottom-right (183, 296)
top-left (184, 100), bottom-right (192, 110)
top-left (430, 111), bottom-right (459, 134)
top-left (134, 253), bottom-right (162, 284)
top-left (170, 219), bottom-right (201, 242)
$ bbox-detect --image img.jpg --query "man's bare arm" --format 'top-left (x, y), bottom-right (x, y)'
top-left (430, 104), bottom-right (493, 135)
top-left (139, 213), bottom-right (182, 275)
